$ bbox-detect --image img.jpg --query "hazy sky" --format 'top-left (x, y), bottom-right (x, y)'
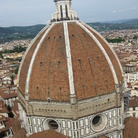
top-left (0, 0), bottom-right (138, 27)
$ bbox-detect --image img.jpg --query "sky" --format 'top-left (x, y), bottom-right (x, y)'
top-left (0, 0), bottom-right (138, 27)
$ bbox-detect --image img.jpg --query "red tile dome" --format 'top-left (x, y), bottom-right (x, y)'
top-left (17, 21), bottom-right (123, 102)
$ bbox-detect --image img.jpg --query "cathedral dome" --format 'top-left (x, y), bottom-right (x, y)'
top-left (17, 1), bottom-right (125, 137)
top-left (18, 21), bottom-right (123, 103)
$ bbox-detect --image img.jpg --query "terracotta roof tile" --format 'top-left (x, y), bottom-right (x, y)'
top-left (129, 96), bottom-right (138, 107)
top-left (11, 101), bottom-right (19, 117)
top-left (11, 117), bottom-right (21, 135)
top-left (0, 115), bottom-right (6, 123)
top-left (84, 24), bottom-right (123, 85)
top-left (0, 118), bottom-right (12, 133)
top-left (19, 27), bottom-right (49, 96)
top-left (0, 101), bottom-right (9, 114)
top-left (124, 117), bottom-right (138, 138)
top-left (28, 129), bottom-right (69, 138)
top-left (98, 136), bottom-right (109, 138)
top-left (12, 128), bottom-right (27, 138)
top-left (68, 22), bottom-right (115, 100)
top-left (10, 117), bottom-right (27, 138)
top-left (0, 91), bottom-right (17, 99)
top-left (29, 23), bottom-right (70, 101)
top-left (18, 21), bottom-right (122, 101)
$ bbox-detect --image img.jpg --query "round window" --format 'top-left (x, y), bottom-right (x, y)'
top-left (48, 120), bottom-right (58, 130)
top-left (92, 115), bottom-right (102, 126)
top-left (91, 114), bottom-right (107, 132)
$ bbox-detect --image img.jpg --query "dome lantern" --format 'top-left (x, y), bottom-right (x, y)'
top-left (51, 0), bottom-right (78, 22)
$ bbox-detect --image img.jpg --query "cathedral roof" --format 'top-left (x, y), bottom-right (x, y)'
top-left (17, 0), bottom-right (123, 103)
top-left (28, 129), bottom-right (69, 138)
top-left (124, 117), bottom-right (138, 138)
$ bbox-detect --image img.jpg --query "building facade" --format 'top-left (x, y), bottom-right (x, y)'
top-left (127, 96), bottom-right (138, 118)
top-left (125, 72), bottom-right (138, 83)
top-left (17, 0), bottom-right (125, 137)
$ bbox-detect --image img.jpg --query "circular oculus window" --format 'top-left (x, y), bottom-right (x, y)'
top-left (91, 114), bottom-right (107, 132)
top-left (92, 115), bottom-right (102, 126)
top-left (48, 120), bottom-right (58, 130)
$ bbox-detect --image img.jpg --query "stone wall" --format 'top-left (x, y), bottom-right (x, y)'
top-left (23, 108), bottom-right (123, 138)
top-left (18, 91), bottom-right (121, 119)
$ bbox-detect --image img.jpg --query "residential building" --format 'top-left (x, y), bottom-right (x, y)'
top-left (127, 96), bottom-right (138, 118)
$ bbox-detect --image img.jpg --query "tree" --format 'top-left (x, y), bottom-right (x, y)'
top-left (15, 67), bottom-right (19, 74)
top-left (133, 35), bottom-right (138, 39)
top-left (10, 73), bottom-right (15, 85)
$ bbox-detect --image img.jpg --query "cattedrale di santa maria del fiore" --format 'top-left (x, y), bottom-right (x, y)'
top-left (17, 0), bottom-right (125, 137)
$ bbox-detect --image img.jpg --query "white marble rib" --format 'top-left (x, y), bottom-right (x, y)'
top-left (25, 23), bottom-right (55, 95)
top-left (76, 21), bottom-right (118, 85)
top-left (63, 21), bottom-right (75, 95)
top-left (81, 21), bottom-right (123, 75)
top-left (17, 25), bottom-right (49, 88)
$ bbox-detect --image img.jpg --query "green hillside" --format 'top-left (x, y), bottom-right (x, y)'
top-left (0, 27), bottom-right (15, 35)
top-left (8, 24), bottom-right (45, 34)
top-left (0, 25), bottom-right (45, 44)
top-left (0, 18), bottom-right (138, 44)
top-left (123, 18), bottom-right (138, 25)
top-left (88, 18), bottom-right (138, 31)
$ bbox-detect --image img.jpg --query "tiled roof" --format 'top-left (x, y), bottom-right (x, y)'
top-left (124, 117), bottom-right (138, 138)
top-left (28, 129), bottom-right (69, 138)
top-left (0, 91), bottom-right (17, 100)
top-left (68, 22), bottom-right (115, 100)
top-left (10, 117), bottom-right (27, 138)
top-left (11, 117), bottom-right (21, 135)
top-left (12, 128), bottom-right (27, 138)
top-left (19, 27), bottom-right (48, 96)
top-left (84, 24), bottom-right (123, 85)
top-left (129, 96), bottom-right (138, 107)
top-left (0, 118), bottom-right (12, 133)
top-left (127, 82), bottom-right (132, 88)
top-left (0, 117), bottom-right (25, 137)
top-left (0, 101), bottom-right (9, 114)
top-left (29, 23), bottom-right (70, 101)
top-left (18, 21), bottom-right (123, 102)
top-left (11, 100), bottom-right (19, 116)
top-left (98, 136), bottom-right (109, 138)
top-left (0, 115), bottom-right (6, 123)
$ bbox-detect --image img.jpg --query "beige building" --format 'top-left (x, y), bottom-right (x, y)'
top-left (2, 52), bottom-right (24, 60)
top-left (125, 72), bottom-right (138, 83)
top-left (130, 81), bottom-right (138, 97)
top-left (17, 0), bottom-right (125, 138)
top-left (123, 64), bottom-right (136, 73)
top-left (127, 96), bottom-right (138, 118)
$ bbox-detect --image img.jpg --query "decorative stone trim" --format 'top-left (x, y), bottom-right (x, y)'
top-left (25, 23), bottom-right (55, 97)
top-left (17, 25), bottom-right (50, 87)
top-left (63, 21), bottom-right (76, 104)
top-left (76, 21), bottom-right (118, 85)
top-left (81, 21), bottom-right (123, 74)
top-left (91, 114), bottom-right (108, 132)
top-left (21, 107), bottom-right (123, 137)
top-left (43, 118), bottom-right (61, 132)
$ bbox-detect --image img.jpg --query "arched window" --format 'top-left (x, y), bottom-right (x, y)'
top-left (60, 5), bottom-right (63, 19)
top-left (65, 5), bottom-right (68, 18)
